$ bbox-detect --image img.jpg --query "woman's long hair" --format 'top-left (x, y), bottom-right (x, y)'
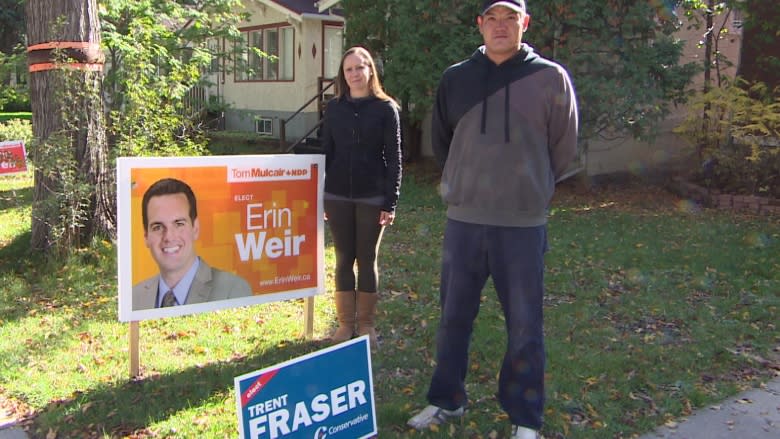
top-left (334, 46), bottom-right (398, 108)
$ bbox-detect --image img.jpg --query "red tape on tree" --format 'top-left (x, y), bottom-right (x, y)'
top-left (27, 41), bottom-right (103, 73)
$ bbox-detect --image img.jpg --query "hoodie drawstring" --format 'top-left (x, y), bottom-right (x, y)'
top-left (481, 74), bottom-right (512, 143)
top-left (477, 44), bottom-right (535, 143)
top-left (504, 83), bottom-right (511, 143)
top-left (481, 68), bottom-right (489, 135)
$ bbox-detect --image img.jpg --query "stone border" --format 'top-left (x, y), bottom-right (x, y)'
top-left (670, 177), bottom-right (780, 215)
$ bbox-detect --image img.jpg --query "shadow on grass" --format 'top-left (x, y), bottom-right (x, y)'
top-left (26, 338), bottom-right (330, 438)
top-left (0, 234), bottom-right (117, 327)
top-left (0, 230), bottom-right (33, 266)
top-left (0, 186), bottom-right (33, 211)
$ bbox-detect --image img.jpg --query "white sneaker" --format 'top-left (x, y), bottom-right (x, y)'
top-left (407, 405), bottom-right (465, 430)
top-left (511, 425), bottom-right (541, 439)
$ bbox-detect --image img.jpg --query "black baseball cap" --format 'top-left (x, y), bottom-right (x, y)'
top-left (481, 0), bottom-right (526, 15)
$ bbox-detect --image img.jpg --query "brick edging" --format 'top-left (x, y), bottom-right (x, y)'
top-left (669, 177), bottom-right (780, 216)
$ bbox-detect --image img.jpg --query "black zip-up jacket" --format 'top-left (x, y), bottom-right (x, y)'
top-left (321, 95), bottom-right (402, 213)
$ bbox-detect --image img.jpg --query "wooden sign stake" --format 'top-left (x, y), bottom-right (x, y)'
top-left (129, 321), bottom-right (139, 378)
top-left (303, 297), bottom-right (314, 339)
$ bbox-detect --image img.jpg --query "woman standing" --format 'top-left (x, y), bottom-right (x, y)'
top-left (321, 46), bottom-right (402, 349)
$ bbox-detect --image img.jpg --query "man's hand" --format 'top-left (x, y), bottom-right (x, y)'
top-left (379, 210), bottom-right (395, 226)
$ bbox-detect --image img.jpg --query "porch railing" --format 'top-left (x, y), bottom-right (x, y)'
top-left (279, 77), bottom-right (335, 153)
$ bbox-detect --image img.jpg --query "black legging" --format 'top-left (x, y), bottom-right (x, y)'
top-left (324, 199), bottom-right (385, 293)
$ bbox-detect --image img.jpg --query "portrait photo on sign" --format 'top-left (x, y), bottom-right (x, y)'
top-left (116, 155), bottom-right (325, 322)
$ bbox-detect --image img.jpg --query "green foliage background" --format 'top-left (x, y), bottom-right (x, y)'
top-left (99, 0), bottom-right (247, 158)
top-left (342, 0), bottom-right (698, 146)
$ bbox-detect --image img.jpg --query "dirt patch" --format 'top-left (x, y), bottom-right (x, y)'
top-left (554, 172), bottom-right (685, 214)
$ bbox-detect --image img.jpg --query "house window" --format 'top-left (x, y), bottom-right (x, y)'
top-left (280, 27), bottom-right (294, 80)
top-left (732, 9), bottom-right (743, 30)
top-left (255, 117), bottom-right (273, 135)
top-left (323, 25), bottom-right (343, 79)
top-left (236, 24), bottom-right (294, 81)
top-left (207, 38), bottom-right (221, 74)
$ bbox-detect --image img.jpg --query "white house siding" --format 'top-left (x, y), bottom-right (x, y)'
top-left (209, 2), bottom-right (342, 142)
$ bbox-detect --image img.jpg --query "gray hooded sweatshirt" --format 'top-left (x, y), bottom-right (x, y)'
top-left (432, 44), bottom-right (579, 227)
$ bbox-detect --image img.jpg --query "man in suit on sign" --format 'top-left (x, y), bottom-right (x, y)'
top-left (132, 178), bottom-right (252, 310)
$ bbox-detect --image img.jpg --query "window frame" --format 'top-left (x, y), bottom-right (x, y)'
top-left (255, 117), bottom-right (274, 135)
top-left (322, 24), bottom-right (343, 80)
top-left (235, 23), bottom-right (295, 82)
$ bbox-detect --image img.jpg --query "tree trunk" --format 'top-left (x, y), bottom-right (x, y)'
top-left (25, 0), bottom-right (114, 252)
top-left (400, 99), bottom-right (421, 163)
top-left (703, 0), bottom-right (714, 92)
top-left (697, 0), bottom-right (715, 160)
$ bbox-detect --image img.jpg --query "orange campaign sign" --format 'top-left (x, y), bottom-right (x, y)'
top-left (0, 140), bottom-right (28, 175)
top-left (117, 155), bottom-right (325, 322)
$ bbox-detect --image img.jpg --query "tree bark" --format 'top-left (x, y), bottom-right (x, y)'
top-left (400, 99), bottom-right (421, 163)
top-left (703, 0), bottom-right (714, 92)
top-left (25, 0), bottom-right (114, 252)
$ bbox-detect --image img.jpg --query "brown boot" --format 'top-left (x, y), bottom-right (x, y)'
top-left (356, 291), bottom-right (379, 349)
top-left (330, 290), bottom-right (356, 343)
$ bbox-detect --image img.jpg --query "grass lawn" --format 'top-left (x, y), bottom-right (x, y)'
top-left (0, 112), bottom-right (32, 122)
top-left (1, 162), bottom-right (778, 438)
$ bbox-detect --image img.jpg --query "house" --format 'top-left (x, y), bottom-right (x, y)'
top-left (203, 0), bottom-right (345, 147)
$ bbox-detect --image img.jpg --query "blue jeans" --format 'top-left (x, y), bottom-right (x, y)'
top-left (426, 219), bottom-right (547, 429)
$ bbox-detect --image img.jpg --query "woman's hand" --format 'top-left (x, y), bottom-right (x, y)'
top-left (379, 210), bottom-right (395, 226)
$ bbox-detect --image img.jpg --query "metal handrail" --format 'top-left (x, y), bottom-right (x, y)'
top-left (283, 80), bottom-right (335, 125)
top-left (279, 78), bottom-right (335, 151)
top-left (284, 119), bottom-right (325, 153)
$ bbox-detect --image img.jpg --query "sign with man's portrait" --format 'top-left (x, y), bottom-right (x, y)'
top-left (117, 155), bottom-right (325, 321)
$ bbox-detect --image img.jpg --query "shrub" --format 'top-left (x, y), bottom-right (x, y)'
top-left (0, 118), bottom-right (33, 144)
top-left (0, 86), bottom-right (31, 112)
top-left (675, 79), bottom-right (780, 197)
top-left (0, 48), bottom-right (30, 112)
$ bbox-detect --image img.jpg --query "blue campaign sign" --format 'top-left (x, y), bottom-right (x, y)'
top-left (235, 336), bottom-right (376, 439)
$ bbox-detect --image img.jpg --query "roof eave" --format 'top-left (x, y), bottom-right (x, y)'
top-left (315, 0), bottom-right (341, 13)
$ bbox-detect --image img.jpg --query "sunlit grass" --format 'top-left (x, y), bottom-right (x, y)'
top-left (0, 171), bottom-right (33, 245)
top-left (0, 112), bottom-right (32, 122)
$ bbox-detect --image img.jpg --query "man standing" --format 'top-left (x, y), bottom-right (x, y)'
top-left (132, 178), bottom-right (252, 310)
top-left (407, 1), bottom-right (578, 438)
